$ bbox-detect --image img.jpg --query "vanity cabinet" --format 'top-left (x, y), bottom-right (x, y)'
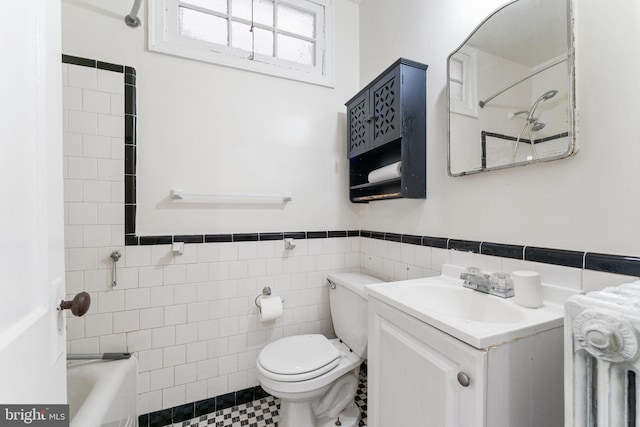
top-left (367, 297), bottom-right (564, 427)
top-left (345, 58), bottom-right (427, 202)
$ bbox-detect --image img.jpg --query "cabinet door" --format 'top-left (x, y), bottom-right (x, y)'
top-left (368, 298), bottom-right (486, 427)
top-left (370, 66), bottom-right (402, 149)
top-left (346, 91), bottom-right (370, 158)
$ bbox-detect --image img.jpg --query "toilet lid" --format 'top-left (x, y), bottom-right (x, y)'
top-left (258, 335), bottom-right (340, 377)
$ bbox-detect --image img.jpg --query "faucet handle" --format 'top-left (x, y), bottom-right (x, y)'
top-left (489, 272), bottom-right (514, 298)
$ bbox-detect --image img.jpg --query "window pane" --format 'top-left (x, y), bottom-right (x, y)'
top-left (450, 58), bottom-right (463, 81)
top-left (254, 0), bottom-right (274, 26)
top-left (278, 4), bottom-right (314, 38)
top-left (450, 81), bottom-right (463, 101)
top-left (182, 0), bottom-right (228, 13)
top-left (179, 7), bottom-right (228, 45)
top-left (231, 0), bottom-right (251, 20)
top-left (277, 34), bottom-right (314, 65)
top-left (253, 27), bottom-right (274, 56)
top-left (231, 21), bottom-right (252, 52)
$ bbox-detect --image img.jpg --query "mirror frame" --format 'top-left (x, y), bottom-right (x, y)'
top-left (447, 0), bottom-right (577, 177)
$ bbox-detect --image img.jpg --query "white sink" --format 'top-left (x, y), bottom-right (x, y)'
top-left (365, 264), bottom-right (565, 348)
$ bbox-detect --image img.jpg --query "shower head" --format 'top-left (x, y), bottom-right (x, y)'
top-left (531, 122), bottom-right (546, 132)
top-left (528, 89), bottom-right (558, 122)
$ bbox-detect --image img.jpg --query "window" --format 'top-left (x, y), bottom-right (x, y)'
top-left (449, 46), bottom-right (477, 117)
top-left (149, 0), bottom-right (334, 87)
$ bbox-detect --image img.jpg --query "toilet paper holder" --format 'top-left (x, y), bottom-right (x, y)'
top-left (255, 286), bottom-right (285, 311)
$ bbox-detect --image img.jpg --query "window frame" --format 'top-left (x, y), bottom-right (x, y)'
top-left (449, 46), bottom-right (478, 118)
top-left (149, 0), bottom-right (335, 87)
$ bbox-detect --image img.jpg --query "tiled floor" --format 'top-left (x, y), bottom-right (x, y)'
top-left (169, 367), bottom-right (368, 427)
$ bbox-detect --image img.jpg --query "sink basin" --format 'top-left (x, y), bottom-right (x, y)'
top-left (365, 264), bottom-right (565, 348)
top-left (394, 283), bottom-right (525, 324)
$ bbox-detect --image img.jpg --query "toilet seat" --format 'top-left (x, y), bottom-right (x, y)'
top-left (258, 335), bottom-right (340, 382)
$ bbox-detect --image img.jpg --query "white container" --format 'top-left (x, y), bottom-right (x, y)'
top-left (512, 270), bottom-right (543, 308)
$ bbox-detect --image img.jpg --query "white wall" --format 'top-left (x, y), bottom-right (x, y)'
top-left (61, 0), bottom-right (361, 236)
top-left (358, 0), bottom-right (640, 257)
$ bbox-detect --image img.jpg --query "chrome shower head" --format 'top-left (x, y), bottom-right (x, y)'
top-left (528, 89), bottom-right (558, 122)
top-left (531, 122), bottom-right (546, 132)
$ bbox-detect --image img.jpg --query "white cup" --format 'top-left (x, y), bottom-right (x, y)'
top-left (512, 270), bottom-right (543, 308)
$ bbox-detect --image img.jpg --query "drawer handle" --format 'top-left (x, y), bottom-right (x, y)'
top-left (366, 115), bottom-right (374, 123)
top-left (457, 372), bottom-right (470, 387)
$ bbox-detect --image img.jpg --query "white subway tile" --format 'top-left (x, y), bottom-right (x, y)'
top-left (99, 333), bottom-right (126, 352)
top-left (68, 110), bottom-right (98, 135)
top-left (83, 134), bottom-right (111, 159)
top-left (208, 338), bottom-right (228, 358)
top-left (164, 305), bottom-right (187, 326)
top-left (68, 157), bottom-right (97, 180)
top-left (198, 320), bottom-right (219, 341)
top-left (66, 316), bottom-right (85, 340)
top-left (534, 263), bottom-right (582, 290)
top-left (97, 69), bottom-right (124, 94)
top-left (116, 267), bottom-right (140, 289)
top-left (113, 310), bottom-right (140, 333)
top-left (186, 263), bottom-right (209, 283)
top-left (209, 262), bottom-right (229, 281)
top-left (83, 90), bottom-right (111, 114)
top-left (151, 245), bottom-right (174, 266)
top-left (218, 354), bottom-right (238, 375)
top-left (98, 114), bottom-right (123, 138)
top-left (324, 239), bottom-right (339, 254)
top-left (152, 326), bottom-right (176, 348)
top-left (150, 287), bottom-right (174, 307)
top-left (175, 284), bottom-right (197, 304)
top-left (229, 261), bottom-right (249, 279)
top-left (125, 246), bottom-right (151, 267)
top-left (185, 381), bottom-right (207, 403)
top-left (228, 372), bottom-right (248, 392)
top-left (163, 345), bottom-right (186, 367)
top-left (219, 317), bottom-right (240, 337)
top-left (175, 363), bottom-right (197, 386)
top-left (139, 266), bottom-right (164, 287)
top-left (68, 247), bottom-right (98, 271)
top-left (127, 329), bottom-right (152, 352)
top-left (247, 331), bottom-right (266, 350)
top-left (207, 376), bottom-right (228, 398)
top-left (197, 358), bottom-right (219, 381)
top-left (63, 86), bottom-right (83, 110)
top-left (85, 313), bottom-right (113, 337)
top-left (307, 239), bottom-right (323, 256)
top-left (256, 241), bottom-right (276, 259)
top-left (111, 182), bottom-right (124, 203)
top-left (163, 385), bottom-right (186, 408)
top-left (98, 289), bottom-right (124, 313)
top-left (61, 64), bottom-right (68, 86)
top-left (64, 225), bottom-right (83, 249)
top-left (150, 367), bottom-right (174, 391)
top-left (266, 259), bottom-right (284, 276)
top-left (187, 302), bottom-right (209, 324)
top-left (238, 242), bottom-right (258, 260)
top-left (110, 137), bottom-right (124, 160)
top-left (138, 391), bottom-right (162, 415)
top-left (83, 268), bottom-right (110, 292)
top-left (248, 259), bottom-right (267, 277)
top-left (208, 300), bottom-right (229, 320)
top-left (140, 307), bottom-right (165, 330)
top-left (97, 158), bottom-right (124, 181)
top-left (238, 350), bottom-right (258, 371)
top-left (431, 248), bottom-right (451, 272)
top-left (218, 243), bottom-right (239, 261)
top-left (174, 244), bottom-right (198, 264)
top-left (68, 65), bottom-right (97, 90)
top-left (138, 371), bottom-right (150, 394)
top-left (68, 202), bottom-right (98, 225)
top-left (97, 203), bottom-right (123, 225)
top-left (582, 269), bottom-right (639, 293)
top-left (64, 180), bottom-right (83, 203)
top-left (164, 265), bottom-right (187, 285)
top-left (82, 225), bottom-right (112, 247)
top-left (111, 94), bottom-right (125, 116)
top-left (197, 244), bottom-right (219, 263)
top-left (229, 297), bottom-right (249, 316)
top-left (196, 282), bottom-right (218, 301)
top-left (138, 348), bottom-right (163, 372)
top-left (185, 341), bottom-right (208, 363)
top-left (125, 288), bottom-right (151, 310)
top-left (237, 278), bottom-right (258, 298)
top-left (69, 337), bottom-right (100, 354)
top-left (175, 323), bottom-right (199, 345)
top-left (218, 280), bottom-right (238, 299)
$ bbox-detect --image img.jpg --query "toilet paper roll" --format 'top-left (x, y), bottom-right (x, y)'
top-left (367, 161), bottom-right (402, 183)
top-left (512, 270), bottom-right (543, 308)
top-left (259, 296), bottom-right (283, 322)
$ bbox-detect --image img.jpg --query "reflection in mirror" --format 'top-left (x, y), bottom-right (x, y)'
top-left (447, 0), bottom-right (576, 176)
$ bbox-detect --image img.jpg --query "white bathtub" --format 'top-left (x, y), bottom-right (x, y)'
top-left (67, 356), bottom-right (138, 427)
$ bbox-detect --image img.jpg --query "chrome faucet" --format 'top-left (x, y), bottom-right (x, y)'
top-left (460, 268), bottom-right (514, 298)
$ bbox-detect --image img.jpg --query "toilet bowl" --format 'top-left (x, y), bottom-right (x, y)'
top-left (256, 272), bottom-right (383, 427)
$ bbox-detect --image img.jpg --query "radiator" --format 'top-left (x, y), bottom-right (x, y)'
top-left (565, 282), bottom-right (640, 426)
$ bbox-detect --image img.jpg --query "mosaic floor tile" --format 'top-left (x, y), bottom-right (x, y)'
top-left (169, 366), bottom-right (368, 427)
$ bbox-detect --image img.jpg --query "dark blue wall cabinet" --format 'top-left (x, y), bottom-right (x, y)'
top-left (345, 58), bottom-right (427, 203)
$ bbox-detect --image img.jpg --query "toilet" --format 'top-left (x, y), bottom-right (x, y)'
top-left (256, 272), bottom-right (383, 427)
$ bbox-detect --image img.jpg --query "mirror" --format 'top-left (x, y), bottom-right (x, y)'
top-left (447, 0), bottom-right (576, 176)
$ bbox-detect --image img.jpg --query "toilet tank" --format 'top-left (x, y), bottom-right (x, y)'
top-left (327, 272), bottom-right (383, 359)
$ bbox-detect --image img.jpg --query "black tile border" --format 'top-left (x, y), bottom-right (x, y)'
top-left (63, 55), bottom-right (640, 287)
top-left (139, 385), bottom-right (270, 427)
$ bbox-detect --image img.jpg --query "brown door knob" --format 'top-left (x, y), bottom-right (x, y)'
top-left (59, 292), bottom-right (91, 317)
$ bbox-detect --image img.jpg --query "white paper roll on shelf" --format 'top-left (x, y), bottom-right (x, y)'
top-left (259, 296), bottom-right (283, 322)
top-left (368, 161), bottom-right (402, 183)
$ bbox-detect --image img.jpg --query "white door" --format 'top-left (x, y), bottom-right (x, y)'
top-left (0, 0), bottom-right (66, 404)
